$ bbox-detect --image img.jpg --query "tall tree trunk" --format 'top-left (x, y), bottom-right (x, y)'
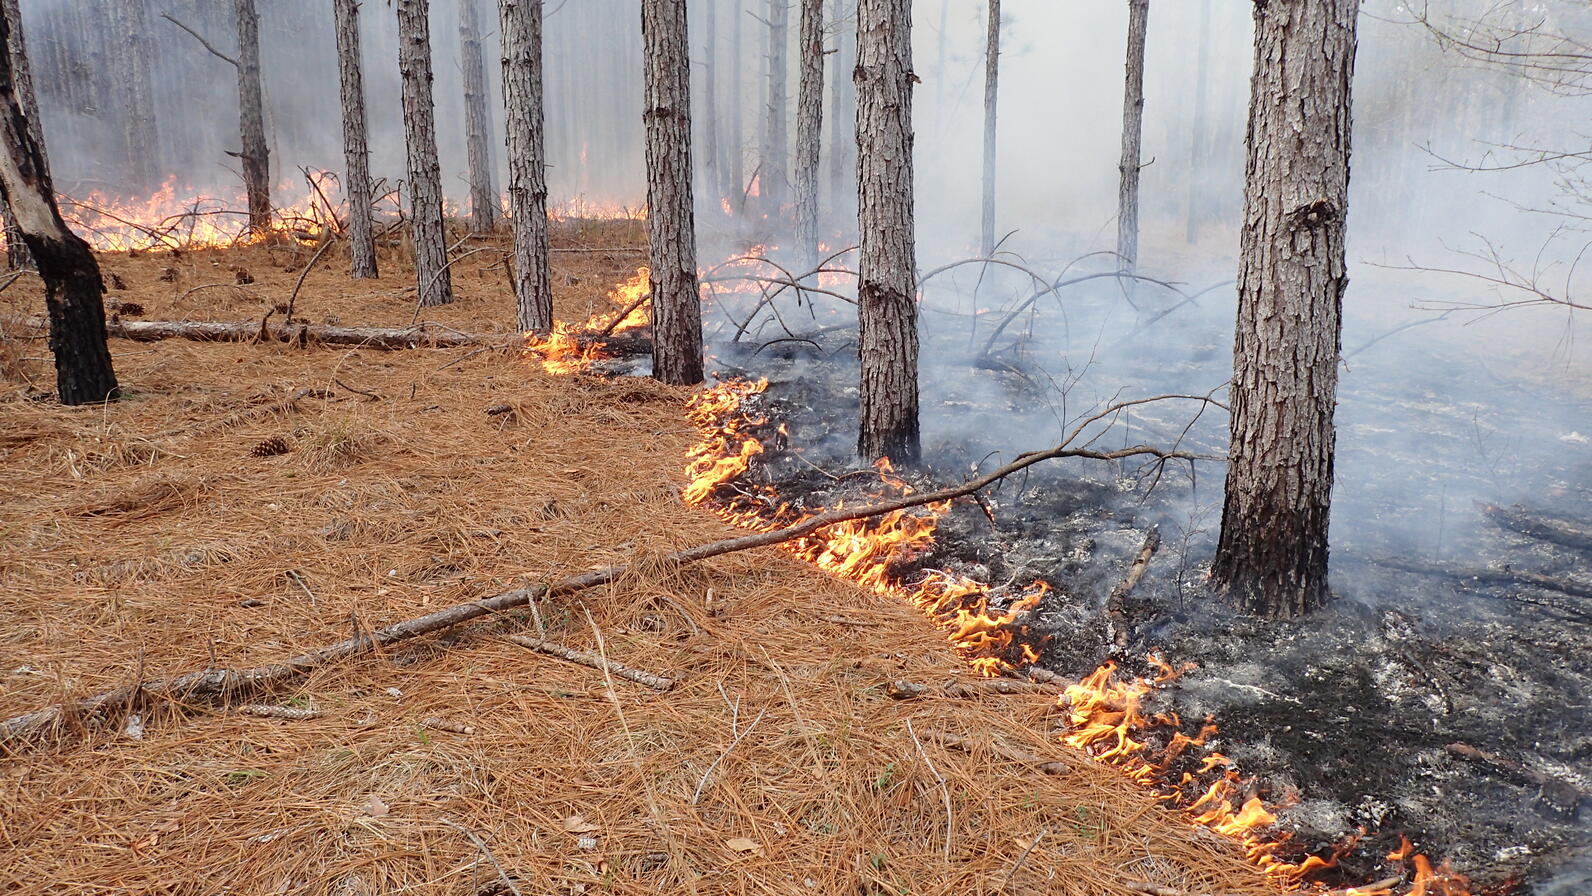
top-left (1116, 0), bottom-right (1149, 281)
top-left (762, 0), bottom-right (789, 212)
top-left (701, 0), bottom-right (722, 209)
top-left (854, 0), bottom-right (918, 464)
top-left (1184, 0), bottom-right (1212, 244)
top-left (642, 0), bottom-right (703, 385)
top-left (334, 0), bottom-right (378, 279)
top-left (793, 0), bottom-right (823, 261)
top-left (0, 11), bottom-right (117, 405)
top-left (459, 0), bottom-right (499, 232)
top-left (730, 0), bottom-right (745, 204)
top-left (234, 0), bottom-right (270, 233)
top-left (109, 0), bottom-right (159, 191)
top-left (1211, 0), bottom-right (1358, 619)
top-left (2, 0), bottom-right (43, 270)
top-left (398, 0), bottom-right (454, 308)
top-left (828, 0), bottom-right (854, 217)
top-left (979, 0), bottom-right (999, 257)
top-left (500, 0), bottom-right (552, 332)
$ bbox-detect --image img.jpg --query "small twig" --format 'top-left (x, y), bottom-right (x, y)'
top-left (997, 827), bottom-right (1046, 894)
top-left (422, 716), bottom-right (476, 735)
top-left (439, 819), bottom-right (522, 896)
top-left (283, 569), bottom-right (317, 607)
top-left (691, 704), bottom-right (767, 805)
top-left (905, 719), bottom-right (954, 863)
top-left (237, 703), bottom-right (319, 720)
top-left (333, 378), bottom-right (381, 401)
top-left (598, 290), bottom-right (652, 337)
top-left (160, 13), bottom-right (239, 67)
top-left (503, 634), bottom-right (674, 690)
top-left (284, 232), bottom-right (339, 321)
top-left (1106, 526), bottom-right (1161, 651)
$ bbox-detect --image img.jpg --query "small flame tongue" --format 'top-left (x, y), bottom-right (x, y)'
top-left (524, 267), bottom-right (651, 375)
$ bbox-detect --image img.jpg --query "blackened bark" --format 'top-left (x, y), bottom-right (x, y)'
top-left (1211, 0), bottom-right (1358, 618)
top-left (642, 0), bottom-right (703, 385)
top-left (854, 0), bottom-right (919, 464)
top-left (980, 0), bottom-right (999, 257)
top-left (500, 0), bottom-right (552, 332)
top-left (1116, 0), bottom-right (1149, 278)
top-left (234, 0), bottom-right (271, 233)
top-left (0, 12), bottom-right (116, 404)
top-left (762, 0), bottom-right (789, 211)
top-left (459, 0), bottom-right (499, 232)
top-left (793, 0), bottom-right (824, 260)
top-left (397, 0), bottom-right (454, 307)
top-left (2, 0), bottom-right (43, 270)
top-left (109, 0), bottom-right (158, 190)
top-left (334, 0), bottom-right (378, 279)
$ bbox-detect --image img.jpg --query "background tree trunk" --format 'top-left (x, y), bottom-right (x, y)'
top-left (1116, 0), bottom-right (1149, 282)
top-left (730, 0), bottom-right (745, 204)
top-left (234, 0), bottom-right (270, 234)
top-left (979, 0), bottom-right (999, 257)
top-left (334, 0), bottom-right (378, 279)
top-left (762, 0), bottom-right (789, 212)
top-left (459, 0), bottom-right (499, 232)
top-left (1185, 0), bottom-right (1212, 244)
top-left (0, 11), bottom-right (117, 404)
top-left (828, 0), bottom-right (854, 218)
top-left (642, 0), bottom-right (703, 385)
top-left (2, 0), bottom-right (43, 270)
top-left (500, 0), bottom-right (552, 332)
top-left (109, 0), bottom-right (158, 191)
top-left (854, 0), bottom-right (919, 464)
top-left (701, 0), bottom-right (722, 209)
top-left (793, 0), bottom-right (823, 261)
top-left (1211, 0), bottom-right (1358, 618)
top-left (397, 0), bottom-right (453, 308)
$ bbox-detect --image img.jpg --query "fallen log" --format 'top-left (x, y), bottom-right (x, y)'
top-left (0, 395), bottom-right (1200, 750)
top-left (1480, 502), bottom-right (1592, 554)
top-left (0, 314), bottom-right (652, 357)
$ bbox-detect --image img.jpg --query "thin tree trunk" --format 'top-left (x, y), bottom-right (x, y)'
top-left (2, 0), bottom-right (43, 270)
top-left (234, 0), bottom-right (270, 233)
top-left (854, 0), bottom-right (918, 464)
top-left (730, 0), bottom-right (745, 203)
top-left (701, 0), bottom-right (721, 209)
top-left (793, 0), bottom-right (824, 260)
top-left (459, 0), bottom-right (499, 232)
top-left (110, 0), bottom-right (159, 191)
top-left (397, 0), bottom-right (454, 308)
top-left (762, 0), bottom-right (789, 212)
top-left (334, 0), bottom-right (378, 279)
top-left (500, 0), bottom-right (552, 332)
top-left (979, 0), bottom-right (999, 258)
top-left (642, 0), bottom-right (703, 385)
top-left (1184, 0), bottom-right (1212, 245)
top-left (0, 11), bottom-right (117, 405)
top-left (1116, 0), bottom-right (1149, 281)
top-left (1212, 0), bottom-right (1358, 618)
top-left (828, 0), bottom-right (854, 217)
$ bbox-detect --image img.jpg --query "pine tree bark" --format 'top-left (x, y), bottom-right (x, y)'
top-left (1211, 0), bottom-right (1358, 618)
top-left (397, 0), bottom-right (454, 308)
top-left (793, 0), bottom-right (824, 261)
top-left (979, 0), bottom-right (1000, 258)
top-left (334, 0), bottom-right (378, 279)
top-left (761, 0), bottom-right (790, 212)
top-left (854, 0), bottom-right (919, 464)
top-left (0, 11), bottom-right (117, 405)
top-left (459, 0), bottom-right (499, 232)
top-left (828, 0), bottom-right (854, 216)
top-left (2, 0), bottom-right (44, 270)
top-left (642, 0), bottom-right (703, 385)
top-left (1116, 0), bottom-right (1149, 279)
top-left (234, 0), bottom-right (271, 234)
top-left (500, 0), bottom-right (552, 332)
top-left (109, 0), bottom-right (159, 191)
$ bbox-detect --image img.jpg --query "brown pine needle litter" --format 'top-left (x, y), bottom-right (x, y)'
top-left (0, 226), bottom-right (1278, 895)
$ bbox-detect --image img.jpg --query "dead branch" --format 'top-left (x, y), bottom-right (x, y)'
top-left (1371, 557), bottom-right (1592, 620)
top-left (918, 729), bottom-right (1072, 776)
top-left (0, 395), bottom-right (1207, 749)
top-left (503, 634), bottom-right (675, 691)
top-left (887, 678), bottom-right (1061, 700)
top-left (598, 289), bottom-right (652, 337)
top-left (160, 13), bottom-right (239, 67)
top-left (1480, 502), bottom-right (1592, 554)
top-left (285, 233), bottom-right (340, 321)
top-left (1446, 742), bottom-right (1588, 813)
top-left (237, 703), bottom-right (319, 720)
top-left (1107, 526), bottom-right (1162, 651)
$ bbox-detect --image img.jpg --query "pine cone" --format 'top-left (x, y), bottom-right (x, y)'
top-left (249, 435), bottom-right (291, 457)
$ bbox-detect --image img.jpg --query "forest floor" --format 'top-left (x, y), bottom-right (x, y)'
top-left (0, 223), bottom-right (1277, 895)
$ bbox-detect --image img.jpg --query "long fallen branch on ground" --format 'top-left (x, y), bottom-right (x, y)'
top-left (504, 634), bottom-right (675, 690)
top-left (1480, 502), bottom-right (1592, 554)
top-left (0, 395), bottom-right (1208, 750)
top-left (0, 315), bottom-right (650, 356)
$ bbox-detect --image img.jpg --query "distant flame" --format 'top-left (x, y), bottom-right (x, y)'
top-left (54, 174), bottom-right (341, 252)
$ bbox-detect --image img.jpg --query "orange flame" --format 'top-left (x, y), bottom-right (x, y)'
top-left (52, 175), bottom-right (344, 253)
top-left (524, 267), bottom-right (652, 375)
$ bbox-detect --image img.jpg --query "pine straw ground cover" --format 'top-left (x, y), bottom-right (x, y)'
top-left (0, 234), bottom-right (1275, 895)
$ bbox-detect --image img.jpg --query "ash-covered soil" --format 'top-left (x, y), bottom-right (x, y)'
top-left (696, 280), bottom-right (1592, 894)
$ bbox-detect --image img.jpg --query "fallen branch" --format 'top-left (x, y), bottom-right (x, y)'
top-left (918, 729), bottom-right (1072, 776)
top-left (0, 395), bottom-right (1206, 749)
top-left (1446, 742), bottom-right (1587, 813)
top-left (1480, 502), bottom-right (1592, 554)
top-left (886, 678), bottom-right (1061, 700)
top-left (1372, 557), bottom-right (1592, 618)
top-left (1107, 526), bottom-right (1162, 650)
top-left (503, 634), bottom-right (675, 691)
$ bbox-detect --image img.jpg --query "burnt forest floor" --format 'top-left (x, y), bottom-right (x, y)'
top-left (0, 222), bottom-right (1284, 896)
